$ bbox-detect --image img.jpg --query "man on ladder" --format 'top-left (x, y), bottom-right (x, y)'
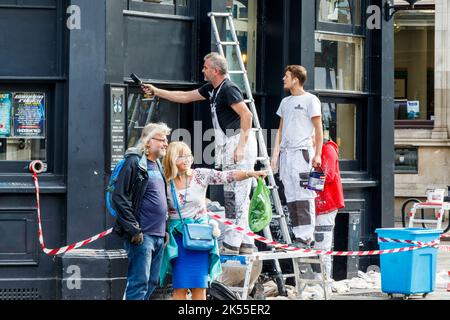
top-left (142, 52), bottom-right (258, 256)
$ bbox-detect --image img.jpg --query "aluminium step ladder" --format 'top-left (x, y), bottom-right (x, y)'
top-left (209, 12), bottom-right (330, 299)
top-left (408, 202), bottom-right (450, 230)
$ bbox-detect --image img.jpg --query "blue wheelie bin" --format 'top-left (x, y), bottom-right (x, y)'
top-left (375, 228), bottom-right (442, 299)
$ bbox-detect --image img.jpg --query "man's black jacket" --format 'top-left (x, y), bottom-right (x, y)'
top-left (111, 148), bottom-right (165, 240)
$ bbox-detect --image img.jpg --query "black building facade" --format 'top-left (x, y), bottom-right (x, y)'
top-left (0, 0), bottom-right (394, 299)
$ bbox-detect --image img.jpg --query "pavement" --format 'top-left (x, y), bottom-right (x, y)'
top-left (331, 228), bottom-right (450, 300)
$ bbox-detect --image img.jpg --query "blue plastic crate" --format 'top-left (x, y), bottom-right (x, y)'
top-left (375, 228), bottom-right (442, 295)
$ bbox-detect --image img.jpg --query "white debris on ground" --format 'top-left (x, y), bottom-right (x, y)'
top-left (262, 270), bottom-right (382, 300)
top-left (436, 270), bottom-right (449, 289)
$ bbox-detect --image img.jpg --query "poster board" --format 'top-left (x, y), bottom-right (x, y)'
top-left (12, 92), bottom-right (46, 138)
top-left (108, 85), bottom-right (127, 172)
top-left (0, 93), bottom-right (12, 137)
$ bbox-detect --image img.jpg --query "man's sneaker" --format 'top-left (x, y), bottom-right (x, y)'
top-left (239, 244), bottom-right (258, 255)
top-left (291, 238), bottom-right (315, 249)
top-left (220, 243), bottom-right (240, 255)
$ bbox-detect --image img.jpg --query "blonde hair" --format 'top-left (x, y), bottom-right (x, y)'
top-left (163, 141), bottom-right (192, 181)
top-left (138, 122), bottom-right (171, 154)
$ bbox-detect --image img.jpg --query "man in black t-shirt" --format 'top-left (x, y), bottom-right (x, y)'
top-left (142, 52), bottom-right (258, 255)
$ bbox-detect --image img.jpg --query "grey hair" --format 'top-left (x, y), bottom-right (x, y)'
top-left (204, 52), bottom-right (228, 75)
top-left (138, 122), bottom-right (171, 153)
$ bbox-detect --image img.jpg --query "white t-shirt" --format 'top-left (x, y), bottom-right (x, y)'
top-left (276, 92), bottom-right (322, 149)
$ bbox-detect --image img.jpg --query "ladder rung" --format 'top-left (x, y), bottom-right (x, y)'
top-left (220, 41), bottom-right (239, 46)
top-left (410, 219), bottom-right (440, 224)
top-left (209, 16), bottom-right (295, 288)
top-left (208, 12), bottom-right (232, 17)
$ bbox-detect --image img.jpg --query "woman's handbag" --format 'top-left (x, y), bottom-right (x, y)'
top-left (170, 180), bottom-right (215, 251)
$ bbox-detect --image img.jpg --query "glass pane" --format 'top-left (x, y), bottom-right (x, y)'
top-left (394, 10), bottom-right (435, 120)
top-left (322, 102), bottom-right (356, 160)
top-left (315, 33), bottom-right (364, 92)
top-left (127, 94), bottom-right (179, 148)
top-left (0, 92), bottom-right (46, 161)
top-left (223, 0), bottom-right (258, 93)
top-left (318, 0), bottom-right (361, 25)
top-left (149, 0), bottom-right (173, 5)
top-left (0, 138), bottom-right (46, 161)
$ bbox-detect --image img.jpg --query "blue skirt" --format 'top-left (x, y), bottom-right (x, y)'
top-left (172, 235), bottom-right (209, 289)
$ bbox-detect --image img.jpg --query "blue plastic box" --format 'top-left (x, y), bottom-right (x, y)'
top-left (375, 228), bottom-right (442, 295)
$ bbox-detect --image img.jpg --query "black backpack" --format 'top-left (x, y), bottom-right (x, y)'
top-left (207, 281), bottom-right (239, 300)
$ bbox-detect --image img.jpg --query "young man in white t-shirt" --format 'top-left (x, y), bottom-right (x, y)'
top-left (271, 65), bottom-right (324, 248)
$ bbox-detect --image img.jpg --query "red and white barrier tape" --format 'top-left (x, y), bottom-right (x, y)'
top-left (378, 237), bottom-right (439, 246)
top-left (209, 213), bottom-right (444, 256)
top-left (441, 234), bottom-right (450, 240)
top-left (33, 172), bottom-right (113, 256)
top-left (32, 160), bottom-right (450, 256)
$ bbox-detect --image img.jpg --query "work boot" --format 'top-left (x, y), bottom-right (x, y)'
top-left (239, 244), bottom-right (258, 255)
top-left (291, 238), bottom-right (315, 249)
top-left (220, 242), bottom-right (239, 255)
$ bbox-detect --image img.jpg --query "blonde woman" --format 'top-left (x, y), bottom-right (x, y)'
top-left (160, 141), bottom-right (266, 300)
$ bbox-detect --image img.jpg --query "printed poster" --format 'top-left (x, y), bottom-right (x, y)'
top-left (0, 93), bottom-right (12, 137)
top-left (12, 92), bottom-right (45, 138)
top-left (407, 101), bottom-right (420, 120)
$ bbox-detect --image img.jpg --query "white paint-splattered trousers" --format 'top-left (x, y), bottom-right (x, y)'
top-left (221, 132), bottom-right (257, 251)
top-left (279, 147), bottom-right (316, 242)
top-left (313, 210), bottom-right (338, 279)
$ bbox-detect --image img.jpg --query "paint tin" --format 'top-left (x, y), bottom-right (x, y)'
top-left (307, 169), bottom-right (326, 192)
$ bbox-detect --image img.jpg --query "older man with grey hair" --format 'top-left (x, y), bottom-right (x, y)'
top-left (112, 122), bottom-right (171, 300)
top-left (143, 52), bottom-right (258, 255)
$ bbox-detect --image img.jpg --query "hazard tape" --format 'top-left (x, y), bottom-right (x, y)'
top-left (32, 159), bottom-right (450, 256)
top-left (441, 234), bottom-right (450, 240)
top-left (208, 213), bottom-right (442, 256)
top-left (33, 171), bottom-right (113, 256)
top-left (378, 237), bottom-right (439, 246)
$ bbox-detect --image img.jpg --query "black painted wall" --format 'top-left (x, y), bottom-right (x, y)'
top-left (0, 0), bottom-right (394, 299)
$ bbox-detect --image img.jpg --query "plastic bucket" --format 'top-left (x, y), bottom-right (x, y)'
top-left (375, 228), bottom-right (442, 295)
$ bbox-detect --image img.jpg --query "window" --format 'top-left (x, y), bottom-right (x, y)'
top-left (316, 0), bottom-right (362, 33)
top-left (127, 0), bottom-right (189, 15)
top-left (315, 33), bottom-right (364, 92)
top-left (318, 0), bottom-right (361, 25)
top-left (133, 0), bottom-right (187, 5)
top-left (127, 92), bottom-right (181, 148)
top-left (0, 91), bottom-right (46, 161)
top-left (322, 102), bottom-right (357, 161)
top-left (395, 147), bottom-right (418, 174)
top-left (394, 10), bottom-right (435, 126)
top-left (223, 0), bottom-right (258, 92)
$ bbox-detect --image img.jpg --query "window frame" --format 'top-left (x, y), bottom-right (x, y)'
top-left (393, 9), bottom-right (436, 128)
top-left (0, 83), bottom-right (55, 174)
top-left (125, 81), bottom-right (198, 147)
top-left (315, 94), bottom-right (366, 172)
top-left (314, 31), bottom-right (365, 93)
top-left (394, 146), bottom-right (418, 174)
top-left (126, 0), bottom-right (190, 16)
top-left (315, 0), bottom-right (365, 35)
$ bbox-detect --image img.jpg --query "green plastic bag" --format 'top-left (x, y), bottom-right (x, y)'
top-left (249, 177), bottom-right (272, 232)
